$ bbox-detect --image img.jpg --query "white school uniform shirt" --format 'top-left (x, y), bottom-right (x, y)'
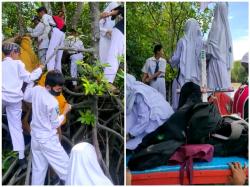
top-left (142, 57), bottom-right (167, 98)
top-left (24, 84), bottom-right (65, 141)
top-left (41, 14), bottom-right (56, 37)
top-left (27, 22), bottom-right (49, 49)
top-left (64, 36), bottom-right (84, 55)
top-left (142, 57), bottom-right (166, 77)
top-left (2, 57), bottom-right (42, 103)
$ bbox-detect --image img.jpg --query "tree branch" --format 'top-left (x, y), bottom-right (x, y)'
top-left (97, 123), bottom-right (124, 141)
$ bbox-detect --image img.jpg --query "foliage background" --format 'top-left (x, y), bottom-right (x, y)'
top-left (2, 2), bottom-right (124, 185)
top-left (126, 2), bottom-right (248, 83)
top-left (126, 2), bottom-right (213, 80)
top-left (2, 2), bottom-right (108, 47)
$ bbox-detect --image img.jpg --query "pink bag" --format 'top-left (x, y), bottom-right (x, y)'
top-left (169, 144), bottom-right (214, 184)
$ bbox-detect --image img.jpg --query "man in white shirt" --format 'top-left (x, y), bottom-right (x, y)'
top-left (142, 44), bottom-right (167, 99)
top-left (24, 70), bottom-right (71, 185)
top-left (2, 42), bottom-right (44, 167)
top-left (27, 16), bottom-right (49, 64)
top-left (36, 7), bottom-right (65, 72)
top-left (64, 29), bottom-right (84, 86)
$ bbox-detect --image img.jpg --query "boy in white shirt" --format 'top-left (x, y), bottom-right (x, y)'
top-left (2, 42), bottom-right (44, 167)
top-left (36, 6), bottom-right (65, 72)
top-left (24, 70), bottom-right (71, 185)
top-left (64, 29), bottom-right (84, 86)
top-left (27, 16), bottom-right (49, 64)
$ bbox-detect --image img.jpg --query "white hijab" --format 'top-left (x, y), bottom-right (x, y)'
top-left (66, 142), bottom-right (113, 185)
top-left (99, 2), bottom-right (120, 37)
top-left (104, 2), bottom-right (120, 12)
top-left (180, 18), bottom-right (203, 85)
top-left (207, 2), bottom-right (233, 70)
top-left (241, 52), bottom-right (248, 64)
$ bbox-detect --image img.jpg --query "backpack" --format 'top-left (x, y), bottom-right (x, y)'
top-left (135, 102), bottom-right (195, 153)
top-left (188, 110), bottom-right (248, 157)
top-left (187, 102), bottom-right (248, 156)
top-left (233, 84), bottom-right (248, 121)
top-left (207, 115), bottom-right (248, 157)
top-left (208, 92), bottom-right (233, 116)
top-left (128, 140), bottom-right (183, 171)
top-left (52, 16), bottom-right (65, 31)
top-left (169, 144), bottom-right (214, 184)
top-left (187, 102), bottom-right (222, 144)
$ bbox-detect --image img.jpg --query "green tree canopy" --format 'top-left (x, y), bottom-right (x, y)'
top-left (126, 2), bottom-right (213, 80)
top-left (231, 60), bottom-right (248, 83)
top-left (2, 2), bottom-right (108, 46)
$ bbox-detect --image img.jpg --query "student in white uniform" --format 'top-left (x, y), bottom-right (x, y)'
top-left (2, 43), bottom-right (43, 167)
top-left (66, 142), bottom-right (113, 185)
top-left (142, 44), bottom-right (167, 99)
top-left (101, 5), bottom-right (124, 92)
top-left (64, 29), bottom-right (84, 86)
top-left (99, 2), bottom-right (119, 64)
top-left (27, 16), bottom-right (49, 64)
top-left (24, 70), bottom-right (71, 185)
top-left (170, 18), bottom-right (203, 110)
top-left (37, 7), bottom-right (65, 72)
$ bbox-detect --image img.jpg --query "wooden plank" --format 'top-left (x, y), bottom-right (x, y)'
top-left (132, 169), bottom-right (248, 185)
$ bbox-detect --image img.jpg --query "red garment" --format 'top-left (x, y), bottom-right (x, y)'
top-left (53, 16), bottom-right (65, 30)
top-left (233, 84), bottom-right (249, 119)
top-left (169, 144), bottom-right (214, 185)
top-left (208, 92), bottom-right (233, 116)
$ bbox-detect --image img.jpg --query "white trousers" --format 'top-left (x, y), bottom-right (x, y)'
top-left (46, 28), bottom-right (65, 72)
top-left (31, 135), bottom-right (69, 185)
top-left (2, 100), bottom-right (25, 152)
top-left (99, 36), bottom-right (111, 64)
top-left (104, 28), bottom-right (124, 83)
top-left (150, 78), bottom-right (166, 99)
top-left (171, 78), bottom-right (180, 111)
top-left (38, 48), bottom-right (47, 65)
top-left (70, 53), bottom-right (83, 86)
top-left (3, 101), bottom-right (25, 151)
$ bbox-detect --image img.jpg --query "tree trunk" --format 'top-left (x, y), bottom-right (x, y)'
top-left (89, 2), bottom-right (112, 182)
top-left (62, 2), bottom-right (67, 25)
top-left (89, 2), bottom-right (100, 60)
top-left (15, 3), bottom-right (26, 35)
top-left (71, 2), bottom-right (83, 30)
top-left (43, 2), bottom-right (52, 15)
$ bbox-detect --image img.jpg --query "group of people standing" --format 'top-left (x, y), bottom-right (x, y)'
top-left (2, 2), bottom-right (124, 185)
top-left (126, 1), bottom-right (249, 153)
top-left (141, 2), bottom-right (234, 111)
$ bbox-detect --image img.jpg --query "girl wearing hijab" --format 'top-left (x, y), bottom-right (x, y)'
top-left (101, 4), bottom-right (124, 93)
top-left (206, 2), bottom-right (233, 91)
top-left (99, 2), bottom-right (119, 64)
top-left (66, 142), bottom-right (113, 185)
top-left (170, 18), bottom-right (203, 110)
